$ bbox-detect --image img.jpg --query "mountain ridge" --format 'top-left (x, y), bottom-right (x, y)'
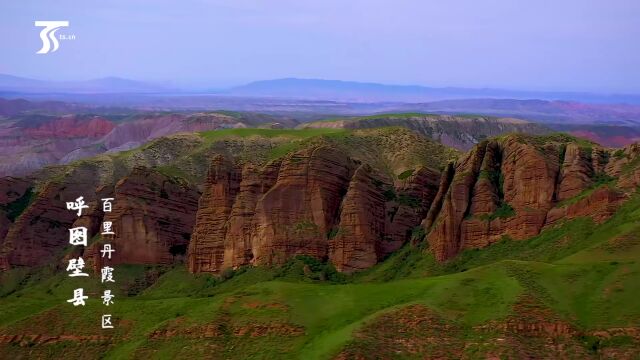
top-left (228, 78), bottom-right (640, 104)
top-left (3, 74), bottom-right (640, 105)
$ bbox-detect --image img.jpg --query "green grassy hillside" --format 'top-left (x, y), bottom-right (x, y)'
top-left (1, 191), bottom-right (639, 358)
top-left (299, 113), bottom-right (550, 151)
top-left (32, 127), bottom-right (457, 192)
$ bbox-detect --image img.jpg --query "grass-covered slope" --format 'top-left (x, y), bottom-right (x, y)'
top-left (30, 126), bottom-right (458, 192)
top-left (1, 191), bottom-right (639, 358)
top-left (300, 113), bottom-right (550, 151)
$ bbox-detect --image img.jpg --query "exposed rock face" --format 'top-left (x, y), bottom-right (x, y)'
top-left (545, 186), bottom-right (626, 225)
top-left (0, 158), bottom-right (205, 270)
top-left (188, 146), bottom-right (442, 274)
top-left (499, 137), bottom-right (559, 239)
top-left (0, 112), bottom-right (257, 177)
top-left (423, 135), bottom-right (629, 261)
top-left (383, 167), bottom-right (440, 255)
top-left (557, 144), bottom-right (593, 201)
top-left (5, 130), bottom-right (637, 273)
top-left (0, 165), bottom-right (105, 269)
top-left (104, 167), bottom-right (200, 265)
top-left (426, 144), bottom-right (486, 260)
top-left (329, 164), bottom-right (387, 272)
top-left (250, 146), bottom-right (356, 266)
top-left (24, 115), bottom-right (115, 139)
top-left (188, 155), bottom-right (242, 273)
top-left (223, 161), bottom-right (280, 270)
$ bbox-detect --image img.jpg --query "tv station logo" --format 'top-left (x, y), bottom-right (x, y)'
top-left (34, 21), bottom-right (75, 54)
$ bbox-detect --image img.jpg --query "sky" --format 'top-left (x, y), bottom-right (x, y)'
top-left (1, 0), bottom-right (639, 93)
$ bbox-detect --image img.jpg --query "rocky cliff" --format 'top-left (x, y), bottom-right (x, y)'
top-left (187, 144), bottom-right (443, 274)
top-left (1, 127), bottom-right (453, 272)
top-left (4, 128), bottom-right (640, 275)
top-left (422, 134), bottom-right (632, 261)
top-left (0, 163), bottom-right (108, 268)
top-left (0, 160), bottom-right (201, 270)
top-left (97, 167), bottom-right (200, 265)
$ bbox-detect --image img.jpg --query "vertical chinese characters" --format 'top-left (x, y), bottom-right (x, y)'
top-left (65, 197), bottom-right (89, 307)
top-left (100, 197), bottom-right (116, 329)
top-left (64, 196), bottom-right (118, 330)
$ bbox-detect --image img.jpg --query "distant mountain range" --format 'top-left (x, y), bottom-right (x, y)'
top-left (2, 74), bottom-right (640, 105)
top-left (3, 75), bottom-right (640, 135)
top-left (226, 78), bottom-right (640, 105)
top-left (0, 74), bottom-right (172, 94)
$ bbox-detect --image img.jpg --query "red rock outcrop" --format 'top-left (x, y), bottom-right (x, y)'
top-left (557, 143), bottom-right (593, 201)
top-left (545, 186), bottom-right (626, 226)
top-left (8, 131), bottom-right (635, 273)
top-left (498, 137), bottom-right (560, 239)
top-left (0, 177), bottom-right (32, 205)
top-left (187, 156), bottom-right (242, 272)
top-left (250, 146), bottom-right (356, 266)
top-left (424, 135), bottom-right (627, 262)
top-left (222, 161), bottom-right (280, 270)
top-left (382, 166), bottom-right (440, 256)
top-left (24, 115), bottom-right (115, 139)
top-left (0, 165), bottom-right (105, 268)
top-left (104, 167), bottom-right (200, 265)
top-left (329, 164), bottom-right (387, 272)
top-left (422, 163), bottom-right (454, 230)
top-left (188, 145), bottom-right (442, 274)
top-left (426, 143), bottom-right (487, 260)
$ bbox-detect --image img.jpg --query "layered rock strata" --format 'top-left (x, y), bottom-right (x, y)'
top-left (423, 136), bottom-right (629, 261)
top-left (103, 167), bottom-right (200, 265)
top-left (188, 146), bottom-right (442, 273)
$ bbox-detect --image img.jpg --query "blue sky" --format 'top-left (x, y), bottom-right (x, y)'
top-left (1, 0), bottom-right (639, 93)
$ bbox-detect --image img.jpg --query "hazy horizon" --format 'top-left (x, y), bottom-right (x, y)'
top-left (1, 1), bottom-right (639, 93)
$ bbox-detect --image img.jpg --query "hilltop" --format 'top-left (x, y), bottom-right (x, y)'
top-left (301, 113), bottom-right (550, 150)
top-left (0, 111), bottom-right (298, 177)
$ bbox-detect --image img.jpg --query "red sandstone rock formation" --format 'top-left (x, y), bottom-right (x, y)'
top-left (223, 161), bottom-right (280, 270)
top-left (557, 143), bottom-right (593, 201)
top-left (329, 164), bottom-right (387, 273)
top-left (545, 186), bottom-right (626, 225)
top-left (187, 155), bottom-right (242, 273)
top-left (424, 135), bottom-right (629, 261)
top-left (188, 146), bottom-right (442, 274)
top-left (4, 132), bottom-right (639, 273)
top-left (104, 167), bottom-right (200, 265)
top-left (250, 146), bottom-right (355, 266)
top-left (382, 166), bottom-right (440, 256)
top-left (426, 144), bottom-right (487, 260)
top-left (0, 165), bottom-right (105, 268)
top-left (1, 163), bottom-right (202, 270)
